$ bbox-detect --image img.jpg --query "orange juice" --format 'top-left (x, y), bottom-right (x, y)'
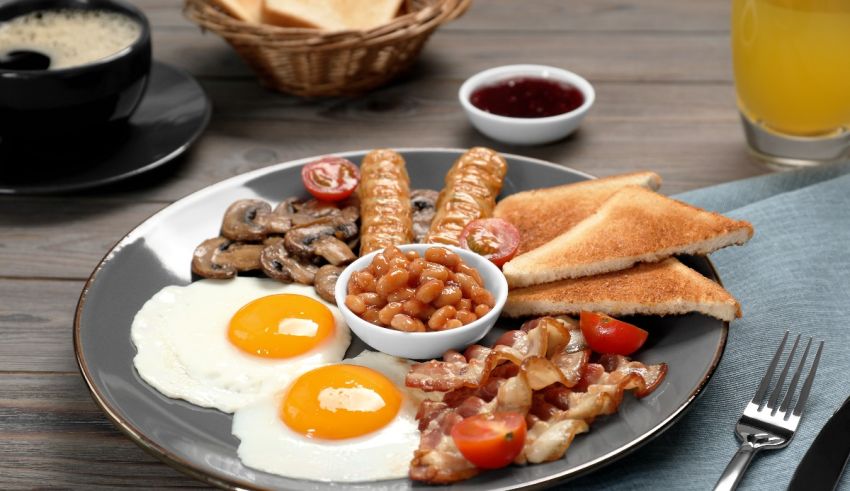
top-left (732, 0), bottom-right (850, 136)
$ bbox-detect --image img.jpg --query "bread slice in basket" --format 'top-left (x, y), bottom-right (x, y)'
top-left (210, 0), bottom-right (262, 23)
top-left (494, 171), bottom-right (662, 255)
top-left (504, 258), bottom-right (741, 321)
top-left (262, 0), bottom-right (404, 30)
top-left (503, 186), bottom-right (753, 288)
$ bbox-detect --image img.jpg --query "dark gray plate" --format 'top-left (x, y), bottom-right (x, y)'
top-left (0, 61), bottom-right (210, 195)
top-left (74, 149), bottom-right (727, 490)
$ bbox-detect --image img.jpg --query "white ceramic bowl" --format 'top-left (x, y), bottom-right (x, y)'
top-left (459, 64), bottom-right (595, 145)
top-left (335, 244), bottom-right (508, 360)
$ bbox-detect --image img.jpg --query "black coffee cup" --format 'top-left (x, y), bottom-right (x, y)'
top-left (0, 0), bottom-right (152, 143)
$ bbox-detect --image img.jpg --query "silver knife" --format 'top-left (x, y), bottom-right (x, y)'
top-left (787, 394), bottom-right (850, 491)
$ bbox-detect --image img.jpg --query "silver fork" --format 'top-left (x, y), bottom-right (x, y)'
top-left (713, 331), bottom-right (824, 491)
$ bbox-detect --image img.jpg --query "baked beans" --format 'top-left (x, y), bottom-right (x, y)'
top-left (347, 246), bottom-right (495, 332)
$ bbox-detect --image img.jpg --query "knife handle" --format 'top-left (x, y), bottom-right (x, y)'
top-left (787, 395), bottom-right (850, 491)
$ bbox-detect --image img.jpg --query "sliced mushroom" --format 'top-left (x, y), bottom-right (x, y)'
top-left (192, 237), bottom-right (264, 279)
top-left (297, 199), bottom-right (343, 220)
top-left (270, 197), bottom-right (357, 231)
top-left (262, 198), bottom-right (298, 235)
top-left (260, 240), bottom-right (318, 284)
top-left (411, 189), bottom-right (439, 243)
top-left (221, 199), bottom-right (273, 241)
top-left (314, 265), bottom-right (343, 304)
top-left (339, 202), bottom-right (360, 223)
top-left (284, 216), bottom-right (359, 261)
top-left (312, 236), bottom-right (356, 266)
top-left (270, 197), bottom-right (314, 231)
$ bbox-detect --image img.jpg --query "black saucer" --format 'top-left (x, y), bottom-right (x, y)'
top-left (0, 61), bottom-right (211, 194)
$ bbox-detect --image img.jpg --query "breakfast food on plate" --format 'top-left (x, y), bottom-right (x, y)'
top-left (493, 171), bottom-right (662, 255)
top-left (425, 147), bottom-right (508, 246)
top-left (346, 245), bottom-right (495, 332)
top-left (459, 217), bottom-right (521, 267)
top-left (190, 151), bottom-right (444, 303)
top-left (404, 316), bottom-right (666, 483)
top-left (504, 258), bottom-right (742, 321)
top-left (192, 196), bottom-right (360, 302)
top-left (301, 156), bottom-right (361, 202)
top-left (131, 278), bottom-right (350, 412)
top-left (358, 149), bottom-right (413, 255)
top-left (503, 185), bottom-right (754, 287)
top-left (154, 149), bottom-right (755, 485)
top-left (232, 351), bottom-right (426, 482)
top-left (210, 0), bottom-right (262, 23)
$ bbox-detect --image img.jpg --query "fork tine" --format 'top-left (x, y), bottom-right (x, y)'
top-left (752, 331), bottom-right (789, 405)
top-left (779, 337), bottom-right (812, 414)
top-left (767, 333), bottom-right (800, 411)
top-left (792, 340), bottom-right (824, 417)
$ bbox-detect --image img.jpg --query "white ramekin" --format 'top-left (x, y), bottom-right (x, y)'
top-left (459, 64), bottom-right (595, 145)
top-left (335, 244), bottom-right (508, 360)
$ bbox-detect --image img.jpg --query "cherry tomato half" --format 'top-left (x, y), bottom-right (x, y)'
top-left (301, 157), bottom-right (360, 202)
top-left (450, 412), bottom-right (527, 469)
top-left (579, 311), bottom-right (648, 356)
top-left (459, 218), bottom-right (521, 267)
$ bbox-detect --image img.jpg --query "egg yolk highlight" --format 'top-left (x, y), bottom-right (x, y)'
top-left (228, 294), bottom-right (334, 358)
top-left (280, 364), bottom-right (402, 440)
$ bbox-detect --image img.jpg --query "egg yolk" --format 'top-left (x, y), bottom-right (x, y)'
top-left (280, 364), bottom-right (402, 440)
top-left (228, 294), bottom-right (334, 358)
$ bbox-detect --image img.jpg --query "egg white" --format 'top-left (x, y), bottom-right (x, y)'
top-left (131, 277), bottom-right (351, 413)
top-left (232, 351), bottom-right (424, 482)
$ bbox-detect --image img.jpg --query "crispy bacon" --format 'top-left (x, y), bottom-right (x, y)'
top-left (408, 316), bottom-right (668, 484)
top-left (410, 371), bottom-right (531, 483)
top-left (409, 405), bottom-right (479, 483)
top-left (405, 317), bottom-right (580, 392)
top-left (519, 418), bottom-right (589, 465)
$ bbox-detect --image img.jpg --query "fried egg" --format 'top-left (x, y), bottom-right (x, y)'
top-left (232, 351), bottom-right (423, 482)
top-left (131, 277), bottom-right (351, 413)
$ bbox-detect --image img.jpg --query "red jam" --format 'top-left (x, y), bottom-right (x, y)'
top-left (470, 77), bottom-right (585, 118)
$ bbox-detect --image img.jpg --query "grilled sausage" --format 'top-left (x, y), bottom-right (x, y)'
top-left (424, 147), bottom-right (508, 246)
top-left (358, 149), bottom-right (413, 255)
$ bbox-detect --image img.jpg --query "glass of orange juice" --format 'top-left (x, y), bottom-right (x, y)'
top-left (732, 0), bottom-right (850, 168)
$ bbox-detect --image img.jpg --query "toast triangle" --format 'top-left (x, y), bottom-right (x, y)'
top-left (504, 258), bottom-right (741, 321)
top-left (503, 186), bottom-right (753, 288)
top-left (494, 171), bottom-right (662, 255)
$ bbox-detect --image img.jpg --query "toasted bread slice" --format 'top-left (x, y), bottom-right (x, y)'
top-left (494, 171), bottom-right (662, 255)
top-left (504, 258), bottom-right (741, 321)
top-left (503, 186), bottom-right (753, 288)
top-left (210, 0), bottom-right (262, 23)
top-left (262, 0), bottom-right (404, 30)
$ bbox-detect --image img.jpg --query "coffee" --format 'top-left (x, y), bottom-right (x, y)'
top-left (0, 9), bottom-right (141, 71)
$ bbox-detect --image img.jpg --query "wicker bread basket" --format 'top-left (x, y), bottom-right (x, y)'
top-left (184, 0), bottom-right (470, 97)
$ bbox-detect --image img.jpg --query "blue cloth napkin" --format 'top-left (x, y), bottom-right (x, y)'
top-left (563, 161), bottom-right (850, 491)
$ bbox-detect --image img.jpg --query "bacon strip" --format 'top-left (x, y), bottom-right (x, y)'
top-left (410, 370), bottom-right (531, 483)
top-left (407, 316), bottom-right (668, 484)
top-left (405, 317), bottom-right (578, 392)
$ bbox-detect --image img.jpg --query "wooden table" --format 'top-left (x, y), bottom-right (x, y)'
top-left (0, 0), bottom-right (769, 487)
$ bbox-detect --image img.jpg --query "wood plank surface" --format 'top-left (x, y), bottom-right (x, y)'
top-left (0, 373), bottom-right (206, 488)
top-left (0, 0), bottom-right (767, 488)
top-left (0, 279), bottom-right (83, 372)
top-left (0, 201), bottom-right (166, 279)
top-left (147, 29), bottom-right (734, 82)
top-left (4, 80), bottom-right (756, 205)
